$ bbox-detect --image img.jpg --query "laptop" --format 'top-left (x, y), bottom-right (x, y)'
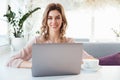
top-left (32, 43), bottom-right (83, 77)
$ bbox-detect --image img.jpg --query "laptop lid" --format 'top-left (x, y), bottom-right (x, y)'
top-left (32, 43), bottom-right (83, 77)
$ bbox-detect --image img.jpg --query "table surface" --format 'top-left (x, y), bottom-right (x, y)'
top-left (0, 52), bottom-right (120, 80)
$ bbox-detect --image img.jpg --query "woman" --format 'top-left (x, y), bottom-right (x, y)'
top-left (7, 3), bottom-right (94, 68)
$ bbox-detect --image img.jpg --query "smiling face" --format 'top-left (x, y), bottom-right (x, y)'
top-left (47, 10), bottom-right (62, 33)
top-left (40, 3), bottom-right (67, 41)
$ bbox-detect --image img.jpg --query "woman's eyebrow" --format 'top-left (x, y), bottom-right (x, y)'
top-left (48, 14), bottom-right (61, 17)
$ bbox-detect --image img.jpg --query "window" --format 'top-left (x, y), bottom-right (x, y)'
top-left (93, 5), bottom-right (120, 42)
top-left (0, 0), bottom-right (8, 35)
top-left (66, 9), bottom-right (91, 39)
top-left (66, 4), bottom-right (120, 42)
top-left (0, 0), bottom-right (9, 46)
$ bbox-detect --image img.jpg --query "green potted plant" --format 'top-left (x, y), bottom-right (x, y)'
top-left (3, 5), bottom-right (40, 51)
top-left (4, 5), bottom-right (40, 38)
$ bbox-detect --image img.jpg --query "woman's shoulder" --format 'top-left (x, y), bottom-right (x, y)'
top-left (27, 36), bottom-right (42, 44)
top-left (35, 36), bottom-right (41, 41)
top-left (65, 37), bottom-right (75, 43)
top-left (35, 35), bottom-right (45, 43)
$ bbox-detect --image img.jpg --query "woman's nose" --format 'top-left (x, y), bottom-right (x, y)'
top-left (52, 18), bottom-right (57, 23)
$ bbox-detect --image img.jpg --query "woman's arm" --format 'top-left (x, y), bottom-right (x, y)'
top-left (82, 50), bottom-right (95, 59)
top-left (6, 37), bottom-right (38, 68)
top-left (67, 38), bottom-right (95, 59)
top-left (7, 43), bottom-right (32, 68)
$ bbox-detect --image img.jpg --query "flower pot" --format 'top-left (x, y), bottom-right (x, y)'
top-left (11, 38), bottom-right (26, 51)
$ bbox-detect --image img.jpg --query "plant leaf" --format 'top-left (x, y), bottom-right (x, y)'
top-left (18, 7), bottom-right (41, 29)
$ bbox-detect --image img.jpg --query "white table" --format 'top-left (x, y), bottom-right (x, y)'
top-left (0, 52), bottom-right (120, 80)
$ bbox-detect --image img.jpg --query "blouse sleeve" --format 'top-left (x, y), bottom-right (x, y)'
top-left (66, 38), bottom-right (74, 43)
top-left (6, 37), bottom-right (38, 68)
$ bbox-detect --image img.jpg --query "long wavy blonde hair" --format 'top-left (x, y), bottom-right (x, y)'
top-left (40, 3), bottom-right (68, 43)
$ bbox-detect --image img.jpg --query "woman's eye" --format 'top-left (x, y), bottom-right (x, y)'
top-left (56, 16), bottom-right (60, 19)
top-left (48, 17), bottom-right (52, 19)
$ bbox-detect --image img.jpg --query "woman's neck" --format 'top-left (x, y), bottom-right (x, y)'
top-left (49, 31), bottom-right (60, 43)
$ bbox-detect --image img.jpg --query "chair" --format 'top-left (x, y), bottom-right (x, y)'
top-left (99, 52), bottom-right (120, 65)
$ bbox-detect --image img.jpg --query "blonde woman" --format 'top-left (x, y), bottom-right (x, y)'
top-left (7, 3), bottom-right (94, 68)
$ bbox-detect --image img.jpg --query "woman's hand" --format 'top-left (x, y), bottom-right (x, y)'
top-left (19, 61), bottom-right (32, 68)
top-left (83, 50), bottom-right (95, 59)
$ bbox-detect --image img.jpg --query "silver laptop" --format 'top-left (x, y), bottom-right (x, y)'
top-left (32, 43), bottom-right (83, 77)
